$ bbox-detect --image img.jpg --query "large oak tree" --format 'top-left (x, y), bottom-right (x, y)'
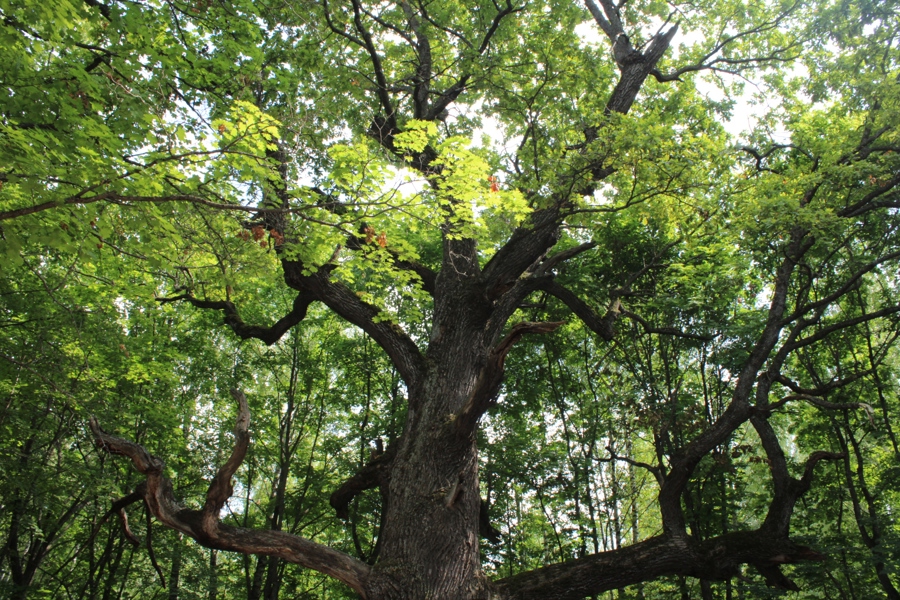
top-left (2, 0), bottom-right (900, 598)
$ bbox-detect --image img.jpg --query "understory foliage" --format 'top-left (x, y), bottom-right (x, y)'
top-left (2, 0), bottom-right (900, 598)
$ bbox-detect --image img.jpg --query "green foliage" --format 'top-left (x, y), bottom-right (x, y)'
top-left (3, 0), bottom-right (900, 597)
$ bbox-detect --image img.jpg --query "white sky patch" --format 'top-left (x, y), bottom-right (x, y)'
top-left (384, 165), bottom-right (427, 197)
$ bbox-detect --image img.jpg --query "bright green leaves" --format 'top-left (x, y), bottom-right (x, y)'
top-left (0, 0), bottom-right (305, 312)
top-left (430, 134), bottom-right (529, 241)
top-left (326, 120), bottom-right (533, 268)
top-left (211, 100), bottom-right (282, 176)
top-left (393, 120), bottom-right (438, 154)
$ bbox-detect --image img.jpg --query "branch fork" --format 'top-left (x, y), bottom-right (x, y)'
top-left (90, 390), bottom-right (371, 597)
top-left (453, 321), bottom-right (564, 435)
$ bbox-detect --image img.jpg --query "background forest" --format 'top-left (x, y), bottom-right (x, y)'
top-left (2, 0), bottom-right (900, 598)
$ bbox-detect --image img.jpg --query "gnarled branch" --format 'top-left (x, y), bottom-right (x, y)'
top-left (157, 292), bottom-right (315, 346)
top-left (90, 391), bottom-right (371, 597)
top-left (494, 529), bottom-right (828, 600)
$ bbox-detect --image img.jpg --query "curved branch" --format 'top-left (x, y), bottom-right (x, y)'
top-left (89, 395), bottom-right (371, 597)
top-left (598, 449), bottom-right (665, 485)
top-left (493, 529), bottom-right (826, 599)
top-left (784, 304), bottom-right (900, 353)
top-left (768, 393), bottom-right (875, 427)
top-left (655, 232), bottom-right (808, 535)
top-left (650, 2), bottom-right (802, 83)
top-left (202, 390), bottom-right (251, 530)
top-left (482, 206), bottom-right (564, 296)
top-left (532, 242), bottom-right (597, 276)
top-left (156, 292), bottom-right (315, 346)
top-left (537, 280), bottom-right (619, 341)
top-left (775, 371), bottom-right (876, 397)
top-left (782, 249), bottom-right (900, 324)
top-left (282, 262), bottom-right (426, 389)
top-left (454, 321), bottom-right (564, 436)
top-left (85, 487), bottom-right (143, 548)
top-left (752, 408), bottom-right (844, 536)
top-left (349, 0), bottom-right (397, 128)
top-left (330, 443), bottom-right (398, 520)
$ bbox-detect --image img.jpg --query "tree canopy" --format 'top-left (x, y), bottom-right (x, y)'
top-left (2, 0), bottom-right (900, 598)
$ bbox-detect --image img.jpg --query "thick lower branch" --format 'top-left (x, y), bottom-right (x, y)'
top-left (494, 530), bottom-right (826, 600)
top-left (89, 398), bottom-right (371, 597)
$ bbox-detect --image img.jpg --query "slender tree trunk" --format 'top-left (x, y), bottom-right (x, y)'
top-left (168, 533), bottom-right (182, 600)
top-left (208, 549), bottom-right (218, 600)
top-left (835, 420), bottom-right (900, 600)
top-left (100, 536), bottom-right (126, 600)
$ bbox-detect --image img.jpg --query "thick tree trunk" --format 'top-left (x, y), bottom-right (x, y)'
top-left (363, 258), bottom-right (490, 598)
top-left (365, 423), bottom-right (482, 598)
top-left (365, 358), bottom-right (486, 595)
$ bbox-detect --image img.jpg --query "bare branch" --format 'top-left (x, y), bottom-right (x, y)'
top-left (87, 488), bottom-right (144, 548)
top-left (157, 292), bottom-right (315, 346)
top-left (768, 393), bottom-right (875, 427)
top-left (89, 399), bottom-right (372, 597)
